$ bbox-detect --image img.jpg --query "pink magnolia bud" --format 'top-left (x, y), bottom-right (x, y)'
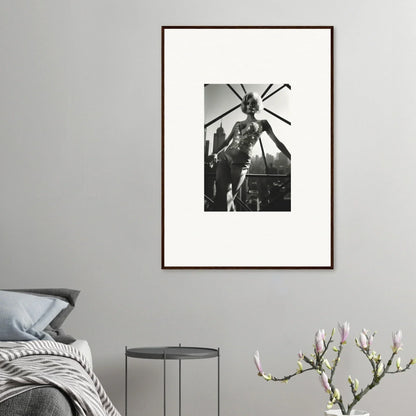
top-left (338, 321), bottom-right (350, 343)
top-left (254, 350), bottom-right (263, 374)
top-left (369, 335), bottom-right (374, 347)
top-left (361, 329), bottom-right (374, 347)
top-left (392, 330), bottom-right (403, 353)
top-left (320, 371), bottom-right (331, 393)
top-left (359, 332), bottom-right (368, 349)
top-left (315, 329), bottom-right (326, 353)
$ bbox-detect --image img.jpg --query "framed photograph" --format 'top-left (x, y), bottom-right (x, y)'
top-left (162, 26), bottom-right (333, 269)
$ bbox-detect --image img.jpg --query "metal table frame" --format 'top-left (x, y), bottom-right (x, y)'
top-left (125, 345), bottom-right (220, 416)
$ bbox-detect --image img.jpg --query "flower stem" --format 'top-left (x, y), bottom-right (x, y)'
top-left (346, 350), bottom-right (397, 414)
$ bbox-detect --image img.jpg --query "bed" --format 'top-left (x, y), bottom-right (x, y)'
top-left (0, 289), bottom-right (120, 416)
top-left (0, 339), bottom-right (92, 416)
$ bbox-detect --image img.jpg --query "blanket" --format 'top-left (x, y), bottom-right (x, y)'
top-left (0, 340), bottom-right (121, 416)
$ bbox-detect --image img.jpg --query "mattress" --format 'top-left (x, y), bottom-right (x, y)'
top-left (70, 339), bottom-right (93, 368)
top-left (0, 340), bottom-right (120, 415)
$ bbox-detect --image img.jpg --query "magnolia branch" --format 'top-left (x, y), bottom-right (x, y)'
top-left (254, 326), bottom-right (415, 416)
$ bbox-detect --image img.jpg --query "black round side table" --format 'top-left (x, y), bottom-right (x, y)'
top-left (125, 345), bottom-right (220, 416)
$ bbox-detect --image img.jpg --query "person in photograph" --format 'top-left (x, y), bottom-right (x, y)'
top-left (208, 92), bottom-right (291, 211)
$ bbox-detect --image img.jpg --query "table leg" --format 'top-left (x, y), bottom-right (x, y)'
top-left (163, 350), bottom-right (166, 416)
top-left (125, 346), bottom-right (128, 416)
top-left (217, 347), bottom-right (220, 416)
top-left (179, 343), bottom-right (181, 416)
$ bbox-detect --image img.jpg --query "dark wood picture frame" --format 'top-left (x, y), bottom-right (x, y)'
top-left (162, 26), bottom-right (334, 269)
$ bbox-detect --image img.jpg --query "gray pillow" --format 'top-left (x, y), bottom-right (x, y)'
top-left (0, 290), bottom-right (69, 341)
top-left (5, 288), bottom-right (80, 329)
top-left (44, 326), bottom-right (77, 344)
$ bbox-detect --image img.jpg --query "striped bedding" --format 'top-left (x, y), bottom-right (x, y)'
top-left (0, 340), bottom-right (121, 416)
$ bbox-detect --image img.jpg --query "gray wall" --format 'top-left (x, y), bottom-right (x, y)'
top-left (1, 1), bottom-right (415, 415)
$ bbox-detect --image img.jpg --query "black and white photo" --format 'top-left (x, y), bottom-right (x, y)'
top-left (204, 84), bottom-right (291, 212)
